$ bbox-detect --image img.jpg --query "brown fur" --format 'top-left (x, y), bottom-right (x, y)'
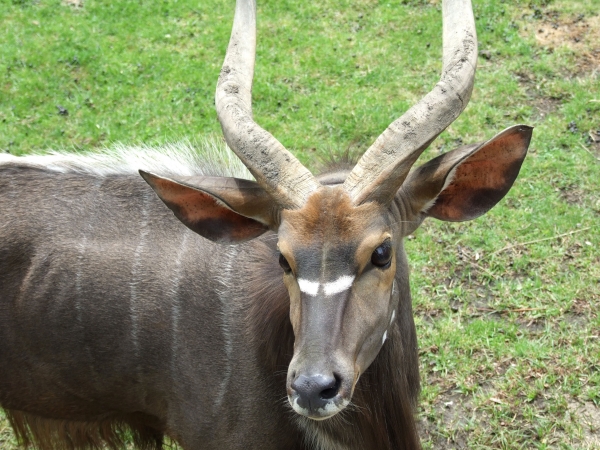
top-left (5, 409), bottom-right (164, 450)
top-left (282, 187), bottom-right (383, 244)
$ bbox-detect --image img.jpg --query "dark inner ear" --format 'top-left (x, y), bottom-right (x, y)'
top-left (160, 185), bottom-right (269, 242)
top-left (428, 126), bottom-right (531, 221)
top-left (140, 171), bottom-right (270, 243)
top-left (401, 125), bottom-right (532, 223)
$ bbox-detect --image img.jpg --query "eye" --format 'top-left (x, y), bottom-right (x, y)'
top-left (371, 240), bottom-right (392, 269)
top-left (279, 253), bottom-right (292, 273)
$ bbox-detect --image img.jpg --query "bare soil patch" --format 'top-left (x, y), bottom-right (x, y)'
top-left (567, 401), bottom-right (600, 448)
top-left (513, 70), bottom-right (562, 121)
top-left (557, 184), bottom-right (586, 206)
top-left (419, 391), bottom-right (474, 449)
top-left (535, 15), bottom-right (600, 76)
top-left (568, 297), bottom-right (594, 316)
top-left (588, 129), bottom-right (600, 159)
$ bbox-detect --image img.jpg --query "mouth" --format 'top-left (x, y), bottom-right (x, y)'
top-left (288, 393), bottom-right (350, 420)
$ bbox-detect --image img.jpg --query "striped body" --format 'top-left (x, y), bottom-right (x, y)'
top-left (0, 146), bottom-right (421, 449)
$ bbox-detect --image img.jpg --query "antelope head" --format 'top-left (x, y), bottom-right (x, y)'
top-left (142, 0), bottom-right (531, 420)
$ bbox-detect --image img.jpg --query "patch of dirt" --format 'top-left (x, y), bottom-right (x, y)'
top-left (564, 297), bottom-right (596, 327)
top-left (563, 242), bottom-right (586, 261)
top-left (569, 298), bottom-right (595, 316)
top-left (587, 129), bottom-right (600, 159)
top-left (567, 401), bottom-right (600, 447)
top-left (418, 392), bottom-right (475, 449)
top-left (534, 15), bottom-right (600, 76)
top-left (556, 184), bottom-right (586, 205)
top-left (534, 97), bottom-right (562, 120)
top-left (513, 71), bottom-right (562, 121)
top-left (420, 383), bottom-right (600, 448)
top-left (589, 130), bottom-right (600, 144)
top-left (515, 316), bottom-right (547, 333)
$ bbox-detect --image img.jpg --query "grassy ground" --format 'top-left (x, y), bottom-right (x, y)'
top-left (2, 0), bottom-right (599, 448)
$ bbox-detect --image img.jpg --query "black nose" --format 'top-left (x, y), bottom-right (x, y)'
top-left (291, 373), bottom-right (341, 410)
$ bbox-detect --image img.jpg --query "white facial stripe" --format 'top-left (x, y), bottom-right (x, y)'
top-left (323, 275), bottom-right (355, 296)
top-left (298, 275), bottom-right (355, 297)
top-left (382, 330), bottom-right (387, 345)
top-left (390, 310), bottom-right (396, 324)
top-left (298, 279), bottom-right (319, 296)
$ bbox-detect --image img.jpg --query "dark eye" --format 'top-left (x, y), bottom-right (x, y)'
top-left (279, 253), bottom-right (292, 273)
top-left (371, 240), bottom-right (392, 269)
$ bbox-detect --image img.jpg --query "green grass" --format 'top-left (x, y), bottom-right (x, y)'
top-left (2, 0), bottom-right (599, 448)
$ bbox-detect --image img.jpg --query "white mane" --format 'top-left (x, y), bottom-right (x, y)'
top-left (0, 137), bottom-right (253, 180)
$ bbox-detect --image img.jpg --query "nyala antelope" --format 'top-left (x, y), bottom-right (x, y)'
top-left (0, 0), bottom-right (531, 448)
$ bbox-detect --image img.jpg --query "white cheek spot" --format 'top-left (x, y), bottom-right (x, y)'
top-left (390, 310), bottom-right (396, 324)
top-left (298, 279), bottom-right (320, 296)
top-left (382, 330), bottom-right (387, 345)
top-left (323, 275), bottom-right (355, 296)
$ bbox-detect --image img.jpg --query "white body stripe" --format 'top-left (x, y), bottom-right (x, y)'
top-left (169, 230), bottom-right (190, 381)
top-left (129, 191), bottom-right (152, 366)
top-left (214, 246), bottom-right (239, 409)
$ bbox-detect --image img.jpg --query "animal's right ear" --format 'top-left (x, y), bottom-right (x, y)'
top-left (400, 125), bottom-right (532, 223)
top-left (140, 171), bottom-right (279, 243)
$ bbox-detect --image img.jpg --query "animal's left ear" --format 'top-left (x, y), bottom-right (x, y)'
top-left (140, 171), bottom-right (279, 243)
top-left (400, 125), bottom-right (532, 221)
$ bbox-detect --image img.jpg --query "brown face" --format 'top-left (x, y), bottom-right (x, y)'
top-left (278, 186), bottom-right (400, 420)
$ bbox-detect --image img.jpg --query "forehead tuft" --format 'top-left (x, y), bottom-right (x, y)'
top-left (281, 187), bottom-right (383, 244)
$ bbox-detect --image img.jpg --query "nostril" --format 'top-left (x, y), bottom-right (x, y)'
top-left (319, 373), bottom-right (341, 400)
top-left (320, 387), bottom-right (336, 400)
top-left (292, 373), bottom-right (341, 407)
